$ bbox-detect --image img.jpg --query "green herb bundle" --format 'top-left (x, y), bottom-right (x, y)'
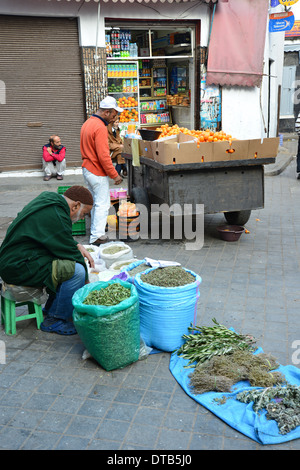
top-left (176, 318), bottom-right (256, 367)
top-left (83, 283), bottom-right (131, 306)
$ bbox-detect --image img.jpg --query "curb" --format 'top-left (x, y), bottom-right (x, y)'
top-left (265, 155), bottom-right (295, 177)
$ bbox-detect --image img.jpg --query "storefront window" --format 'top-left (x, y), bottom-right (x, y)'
top-left (105, 26), bottom-right (193, 59)
top-left (105, 23), bottom-right (195, 131)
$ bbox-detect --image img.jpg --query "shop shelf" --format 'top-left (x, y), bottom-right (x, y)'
top-left (57, 186), bottom-right (86, 236)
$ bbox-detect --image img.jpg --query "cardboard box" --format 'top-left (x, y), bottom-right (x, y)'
top-left (123, 137), bottom-right (155, 160)
top-left (247, 137), bottom-right (279, 159)
top-left (139, 140), bottom-right (154, 159)
top-left (125, 134), bottom-right (279, 165)
top-left (123, 137), bottom-right (133, 155)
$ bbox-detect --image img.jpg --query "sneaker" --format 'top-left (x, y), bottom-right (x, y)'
top-left (43, 175), bottom-right (51, 181)
top-left (91, 236), bottom-right (109, 246)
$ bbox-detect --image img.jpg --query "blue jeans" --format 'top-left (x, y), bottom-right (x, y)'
top-left (44, 263), bottom-right (86, 321)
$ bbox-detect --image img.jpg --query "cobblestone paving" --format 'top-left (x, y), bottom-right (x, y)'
top-left (0, 154), bottom-right (300, 450)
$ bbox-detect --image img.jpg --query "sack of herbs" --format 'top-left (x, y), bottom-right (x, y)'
top-left (134, 266), bottom-right (202, 352)
top-left (72, 280), bottom-right (140, 371)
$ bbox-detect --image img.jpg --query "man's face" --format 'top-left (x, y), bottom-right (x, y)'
top-left (106, 109), bottom-right (118, 124)
top-left (71, 204), bottom-right (93, 223)
top-left (52, 136), bottom-right (61, 150)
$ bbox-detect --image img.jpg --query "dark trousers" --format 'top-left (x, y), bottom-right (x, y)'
top-left (297, 135), bottom-right (300, 173)
top-left (116, 163), bottom-right (127, 175)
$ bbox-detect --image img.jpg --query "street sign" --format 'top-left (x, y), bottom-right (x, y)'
top-left (285, 19), bottom-right (300, 36)
top-left (269, 11), bottom-right (295, 31)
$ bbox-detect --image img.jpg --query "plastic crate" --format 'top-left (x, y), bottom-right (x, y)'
top-left (57, 186), bottom-right (86, 236)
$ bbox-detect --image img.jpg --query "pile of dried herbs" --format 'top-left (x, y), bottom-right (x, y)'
top-left (236, 384), bottom-right (300, 435)
top-left (176, 318), bottom-right (256, 367)
top-left (101, 245), bottom-right (127, 255)
top-left (128, 263), bottom-right (149, 276)
top-left (140, 266), bottom-right (195, 287)
top-left (189, 350), bottom-right (285, 395)
top-left (83, 283), bottom-right (131, 306)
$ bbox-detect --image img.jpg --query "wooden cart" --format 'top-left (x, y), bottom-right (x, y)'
top-left (123, 154), bottom-right (275, 225)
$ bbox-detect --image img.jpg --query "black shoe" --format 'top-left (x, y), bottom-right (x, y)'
top-left (43, 175), bottom-right (51, 181)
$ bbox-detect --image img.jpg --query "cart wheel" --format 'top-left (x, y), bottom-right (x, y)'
top-left (224, 210), bottom-right (251, 226)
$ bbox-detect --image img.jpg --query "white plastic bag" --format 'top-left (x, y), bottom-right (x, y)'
top-left (110, 258), bottom-right (136, 273)
top-left (97, 241), bottom-right (133, 268)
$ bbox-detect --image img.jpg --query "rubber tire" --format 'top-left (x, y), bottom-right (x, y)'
top-left (224, 210), bottom-right (251, 226)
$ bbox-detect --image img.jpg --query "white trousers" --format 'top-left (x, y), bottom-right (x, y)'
top-left (82, 167), bottom-right (111, 243)
top-left (43, 159), bottom-right (66, 177)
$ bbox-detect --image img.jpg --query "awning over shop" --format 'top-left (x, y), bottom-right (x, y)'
top-left (206, 0), bottom-right (269, 87)
top-left (284, 43), bottom-right (300, 52)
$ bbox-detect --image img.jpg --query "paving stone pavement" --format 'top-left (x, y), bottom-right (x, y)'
top-left (0, 139), bottom-right (300, 451)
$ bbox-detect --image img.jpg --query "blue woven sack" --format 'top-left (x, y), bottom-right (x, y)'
top-left (134, 268), bottom-right (201, 352)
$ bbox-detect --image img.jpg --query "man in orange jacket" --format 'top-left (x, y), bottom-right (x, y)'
top-left (81, 96), bottom-right (123, 246)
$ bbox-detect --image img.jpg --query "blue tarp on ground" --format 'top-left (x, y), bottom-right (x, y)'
top-left (169, 348), bottom-right (300, 445)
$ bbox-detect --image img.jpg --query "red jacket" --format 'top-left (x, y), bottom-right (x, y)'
top-left (80, 115), bottom-right (119, 179)
top-left (43, 144), bottom-right (66, 163)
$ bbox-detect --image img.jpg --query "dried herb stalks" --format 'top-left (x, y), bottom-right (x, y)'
top-left (189, 350), bottom-right (285, 394)
top-left (176, 318), bottom-right (256, 367)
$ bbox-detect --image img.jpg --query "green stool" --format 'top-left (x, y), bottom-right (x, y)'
top-left (1, 295), bottom-right (44, 335)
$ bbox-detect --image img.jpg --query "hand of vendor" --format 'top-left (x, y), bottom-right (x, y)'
top-left (77, 243), bottom-right (95, 269)
top-left (114, 174), bottom-right (123, 185)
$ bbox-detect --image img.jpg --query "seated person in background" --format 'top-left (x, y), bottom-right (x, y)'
top-left (42, 135), bottom-right (66, 181)
top-left (0, 186), bottom-right (94, 336)
top-left (108, 118), bottom-right (127, 177)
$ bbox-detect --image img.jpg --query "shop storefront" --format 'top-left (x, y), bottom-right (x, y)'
top-left (104, 20), bottom-right (201, 134)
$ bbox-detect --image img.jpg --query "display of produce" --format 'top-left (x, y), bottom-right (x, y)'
top-left (156, 124), bottom-right (235, 147)
top-left (108, 62), bottom-right (139, 126)
top-left (117, 96), bottom-right (138, 108)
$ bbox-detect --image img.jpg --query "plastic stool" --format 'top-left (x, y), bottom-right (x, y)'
top-left (1, 295), bottom-right (44, 335)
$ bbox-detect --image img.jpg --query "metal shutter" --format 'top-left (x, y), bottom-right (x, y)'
top-left (0, 16), bottom-right (86, 171)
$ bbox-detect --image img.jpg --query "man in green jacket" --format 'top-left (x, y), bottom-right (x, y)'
top-left (0, 186), bottom-right (94, 335)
